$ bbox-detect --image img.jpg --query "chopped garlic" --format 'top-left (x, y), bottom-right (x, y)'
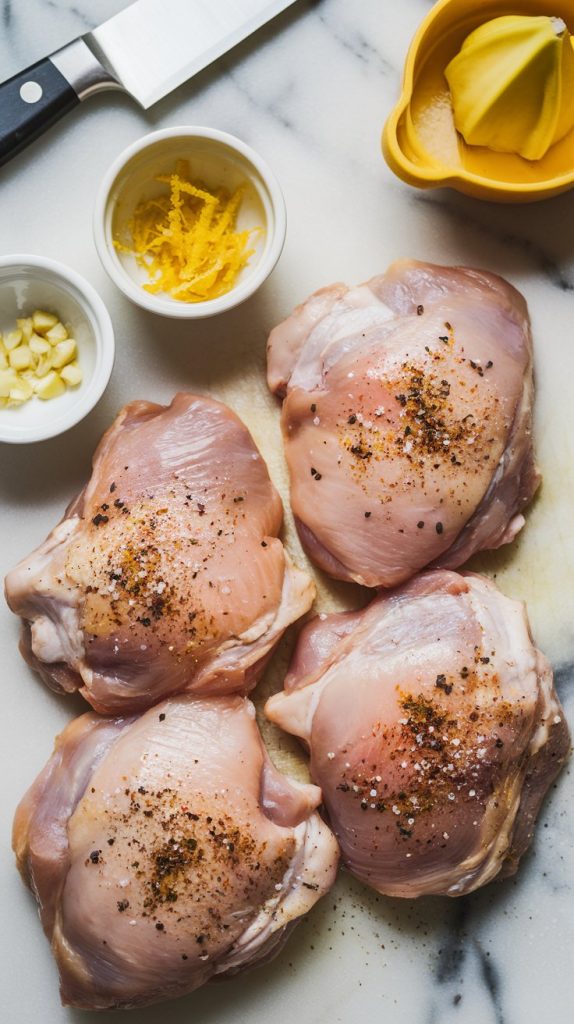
top-left (34, 370), bottom-right (66, 400)
top-left (3, 329), bottom-right (23, 352)
top-left (9, 345), bottom-right (33, 371)
top-left (51, 338), bottom-right (76, 368)
top-left (0, 369), bottom-right (20, 397)
top-left (45, 322), bottom-right (68, 344)
top-left (32, 310), bottom-right (59, 333)
top-left (10, 378), bottom-right (33, 403)
top-left (60, 362), bottom-right (83, 387)
top-left (35, 354), bottom-right (54, 378)
top-left (0, 310), bottom-right (81, 407)
top-left (16, 318), bottom-right (33, 342)
top-left (29, 333), bottom-right (52, 356)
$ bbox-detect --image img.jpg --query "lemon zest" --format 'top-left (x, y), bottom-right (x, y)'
top-left (113, 160), bottom-right (260, 302)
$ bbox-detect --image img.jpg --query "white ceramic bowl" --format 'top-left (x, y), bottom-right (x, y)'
top-left (93, 126), bottom-right (287, 319)
top-left (0, 255), bottom-right (114, 444)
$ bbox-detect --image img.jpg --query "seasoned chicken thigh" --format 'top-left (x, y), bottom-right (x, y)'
top-left (268, 260), bottom-right (539, 587)
top-left (13, 695), bottom-right (339, 1010)
top-left (5, 393), bottom-right (314, 713)
top-left (266, 571), bottom-right (570, 897)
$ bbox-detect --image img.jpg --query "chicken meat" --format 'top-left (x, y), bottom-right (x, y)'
top-left (266, 570), bottom-right (570, 897)
top-left (267, 260), bottom-right (539, 587)
top-left (13, 694), bottom-right (339, 1010)
top-left (5, 393), bottom-right (314, 713)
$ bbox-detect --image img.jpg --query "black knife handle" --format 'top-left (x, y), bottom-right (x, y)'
top-left (0, 57), bottom-right (80, 167)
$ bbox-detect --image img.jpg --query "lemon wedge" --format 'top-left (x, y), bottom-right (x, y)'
top-left (445, 15), bottom-right (574, 160)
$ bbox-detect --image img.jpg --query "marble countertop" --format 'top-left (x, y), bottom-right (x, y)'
top-left (1, 1), bottom-right (573, 1022)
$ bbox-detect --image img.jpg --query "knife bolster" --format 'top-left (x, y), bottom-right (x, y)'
top-left (51, 39), bottom-right (122, 101)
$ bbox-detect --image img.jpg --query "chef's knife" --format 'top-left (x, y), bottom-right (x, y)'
top-left (0, 0), bottom-right (297, 167)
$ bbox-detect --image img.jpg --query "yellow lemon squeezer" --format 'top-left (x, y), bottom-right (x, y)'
top-left (383, 0), bottom-right (574, 202)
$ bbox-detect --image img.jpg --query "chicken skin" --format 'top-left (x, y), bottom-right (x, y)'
top-left (5, 393), bottom-right (314, 713)
top-left (267, 260), bottom-right (539, 587)
top-left (266, 571), bottom-right (570, 897)
top-left (13, 695), bottom-right (339, 1010)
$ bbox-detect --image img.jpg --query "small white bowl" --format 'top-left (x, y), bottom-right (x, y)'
top-left (0, 255), bottom-right (114, 444)
top-left (93, 126), bottom-right (287, 319)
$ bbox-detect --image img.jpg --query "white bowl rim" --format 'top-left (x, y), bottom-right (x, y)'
top-left (93, 125), bottom-right (287, 320)
top-left (0, 253), bottom-right (115, 444)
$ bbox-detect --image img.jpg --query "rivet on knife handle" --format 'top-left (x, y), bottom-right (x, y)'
top-left (0, 40), bottom-right (120, 168)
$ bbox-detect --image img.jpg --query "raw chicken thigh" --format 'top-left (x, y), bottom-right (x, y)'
top-left (13, 694), bottom-right (339, 1010)
top-left (5, 393), bottom-right (314, 713)
top-left (268, 260), bottom-right (539, 587)
top-left (266, 571), bottom-right (570, 897)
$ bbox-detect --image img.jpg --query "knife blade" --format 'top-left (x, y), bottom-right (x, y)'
top-left (0, 0), bottom-right (298, 167)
